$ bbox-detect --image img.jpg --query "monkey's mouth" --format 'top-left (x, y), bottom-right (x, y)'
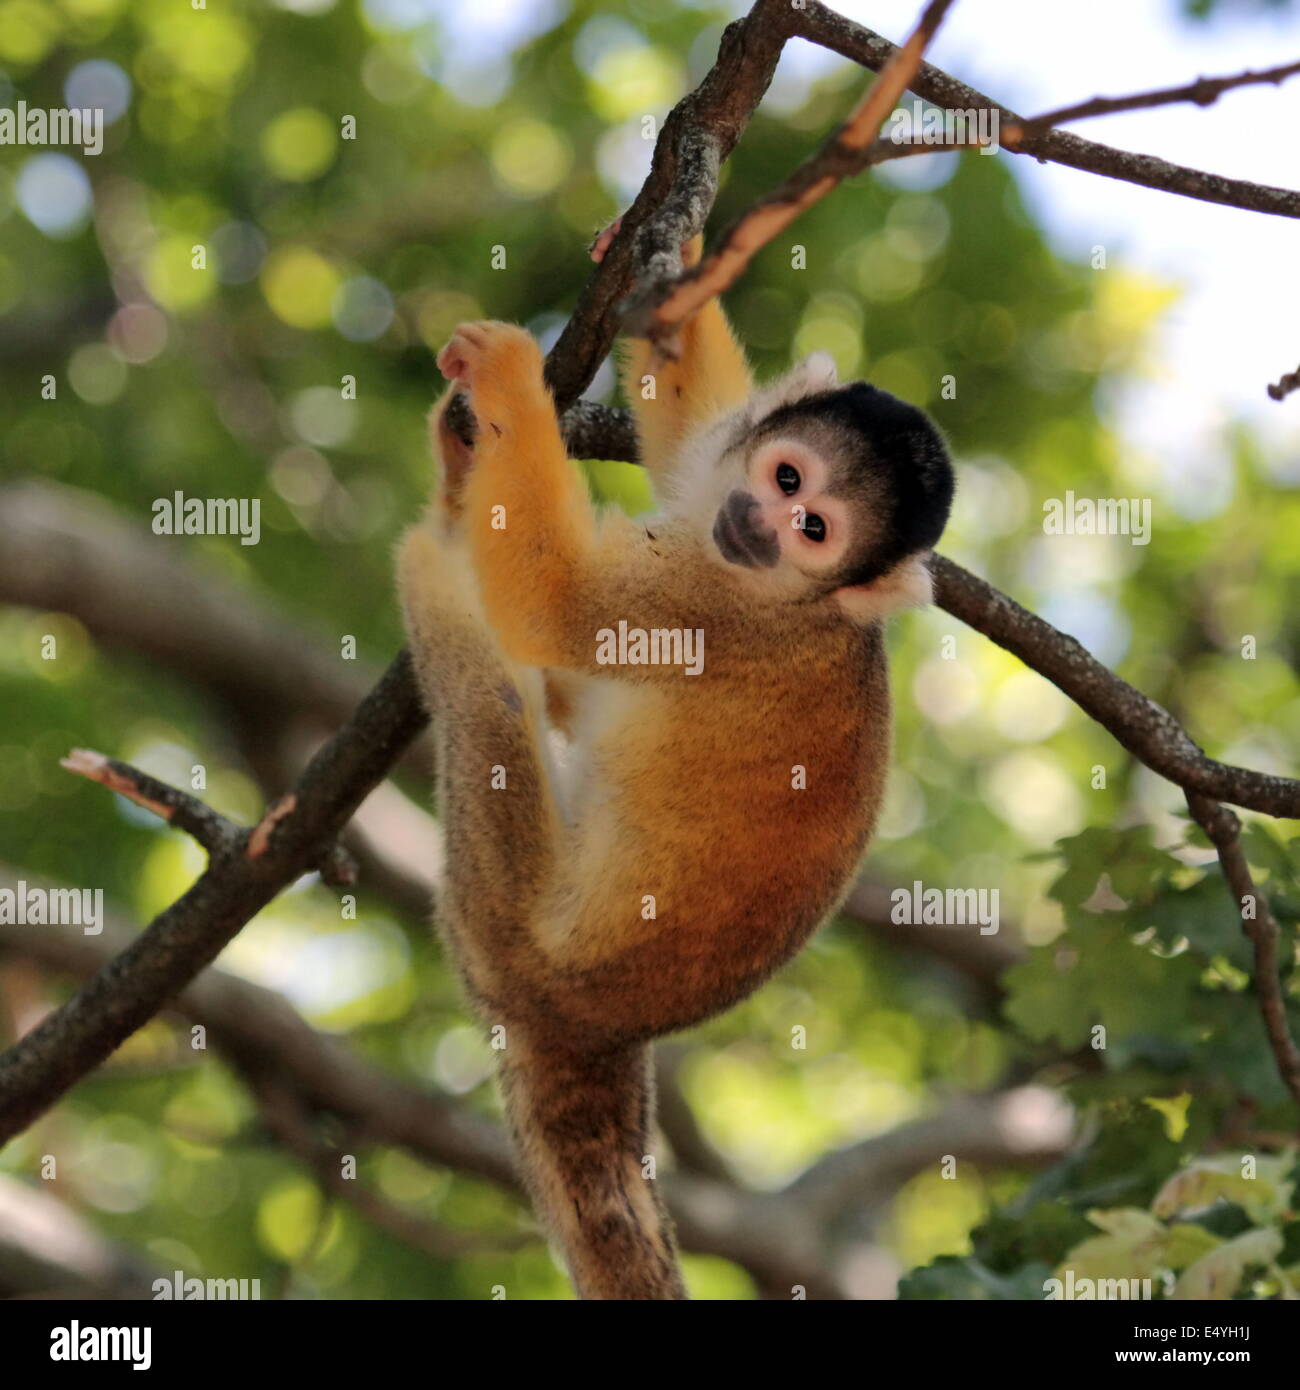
top-left (712, 491), bottom-right (779, 569)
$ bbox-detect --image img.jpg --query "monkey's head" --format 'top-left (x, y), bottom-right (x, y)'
top-left (675, 353), bottom-right (954, 623)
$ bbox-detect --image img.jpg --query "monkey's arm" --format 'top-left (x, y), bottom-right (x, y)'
top-left (442, 321), bottom-right (679, 674)
top-left (617, 236), bottom-right (753, 491)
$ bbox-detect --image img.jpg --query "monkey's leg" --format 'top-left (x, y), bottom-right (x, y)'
top-left (397, 525), bottom-right (686, 1300)
top-left (396, 522), bottom-right (559, 993)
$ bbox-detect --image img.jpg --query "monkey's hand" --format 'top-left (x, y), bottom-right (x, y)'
top-left (437, 321), bottom-right (597, 670)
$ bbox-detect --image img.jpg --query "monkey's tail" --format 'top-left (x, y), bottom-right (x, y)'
top-left (499, 1036), bottom-right (687, 1300)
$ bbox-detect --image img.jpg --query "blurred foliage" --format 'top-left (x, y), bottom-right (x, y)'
top-left (0, 0), bottom-right (1297, 1300)
top-left (903, 824), bottom-right (1300, 1299)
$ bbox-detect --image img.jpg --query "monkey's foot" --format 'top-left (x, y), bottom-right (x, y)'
top-left (432, 386), bottom-right (474, 522)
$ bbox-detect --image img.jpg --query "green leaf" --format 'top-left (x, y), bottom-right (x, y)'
top-left (1241, 822), bottom-right (1298, 887)
top-left (1173, 1227), bottom-right (1283, 1300)
top-left (1161, 1223), bottom-right (1222, 1271)
top-left (1047, 827), bottom-right (1175, 908)
top-left (1056, 1208), bottom-right (1168, 1282)
top-left (1152, 1151), bottom-right (1295, 1225)
top-left (898, 1255), bottom-right (1053, 1301)
top-left (1131, 872), bottom-right (1252, 972)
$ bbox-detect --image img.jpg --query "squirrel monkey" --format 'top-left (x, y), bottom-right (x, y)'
top-left (396, 233), bottom-right (954, 1300)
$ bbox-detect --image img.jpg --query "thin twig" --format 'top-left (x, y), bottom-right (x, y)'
top-left (1267, 364), bottom-right (1300, 402)
top-left (60, 751), bottom-right (357, 886)
top-left (61, 749), bottom-right (242, 856)
top-left (793, 1), bottom-right (1300, 219)
top-left (1002, 58), bottom-right (1300, 143)
top-left (1185, 793), bottom-right (1300, 1112)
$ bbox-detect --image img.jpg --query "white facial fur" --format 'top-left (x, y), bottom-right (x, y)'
top-left (665, 353), bottom-right (841, 527)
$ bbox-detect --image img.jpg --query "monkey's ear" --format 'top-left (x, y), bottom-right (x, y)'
top-left (798, 350), bottom-right (838, 391)
top-left (832, 553), bottom-right (933, 624)
top-left (775, 350), bottom-right (837, 401)
top-left (750, 352), bottom-right (840, 417)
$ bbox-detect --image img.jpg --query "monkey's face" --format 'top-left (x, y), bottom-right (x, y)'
top-left (694, 375), bottom-right (955, 621)
top-left (710, 432), bottom-right (863, 585)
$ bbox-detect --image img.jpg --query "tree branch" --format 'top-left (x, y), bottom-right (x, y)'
top-left (0, 480), bottom-right (382, 740)
top-left (784, 1086), bottom-right (1073, 1226)
top-left (1003, 58), bottom-right (1300, 140)
top-left (1184, 794), bottom-right (1300, 1112)
top-left (625, 0), bottom-right (957, 340)
top-left (928, 555), bottom-right (1300, 819)
top-left (541, 0), bottom-right (797, 412)
top-left (245, 1074), bottom-right (535, 1261)
top-left (0, 653), bottom-right (426, 1144)
top-left (0, 903), bottom-right (914, 1297)
top-left (791, 1), bottom-right (1300, 219)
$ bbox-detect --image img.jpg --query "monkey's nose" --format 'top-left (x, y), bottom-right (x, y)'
top-left (720, 490), bottom-right (779, 568)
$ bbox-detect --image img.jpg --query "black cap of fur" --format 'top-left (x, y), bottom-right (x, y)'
top-left (758, 382), bottom-right (954, 587)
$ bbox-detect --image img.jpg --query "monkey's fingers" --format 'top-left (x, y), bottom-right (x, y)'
top-left (589, 216), bottom-right (622, 264)
top-left (589, 215), bottom-right (703, 272)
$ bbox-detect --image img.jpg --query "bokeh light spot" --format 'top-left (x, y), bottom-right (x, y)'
top-left (15, 153), bottom-right (92, 238)
top-left (261, 106), bottom-right (337, 182)
top-left (261, 247), bottom-right (340, 329)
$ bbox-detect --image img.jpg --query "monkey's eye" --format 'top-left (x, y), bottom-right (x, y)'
top-left (801, 513), bottom-right (827, 542)
top-left (775, 463), bottom-right (801, 495)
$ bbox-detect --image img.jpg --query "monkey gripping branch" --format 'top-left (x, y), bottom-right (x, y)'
top-left (1, 0), bottom-right (1298, 1294)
